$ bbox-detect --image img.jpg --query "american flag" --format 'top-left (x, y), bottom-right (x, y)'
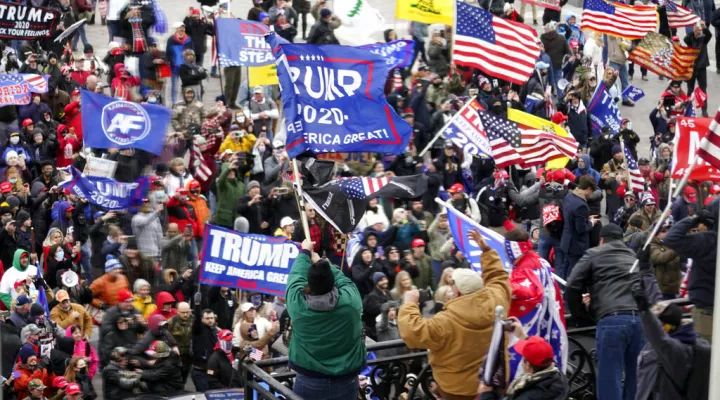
top-left (582, 0), bottom-right (658, 39)
top-left (478, 110), bottom-right (578, 169)
top-left (0, 74), bottom-right (48, 105)
top-left (338, 177), bottom-right (390, 199)
top-left (660, 0), bottom-right (701, 28)
top-left (453, 0), bottom-right (540, 85)
top-left (250, 348), bottom-right (264, 361)
top-left (697, 107), bottom-right (720, 170)
top-left (624, 144), bottom-right (646, 192)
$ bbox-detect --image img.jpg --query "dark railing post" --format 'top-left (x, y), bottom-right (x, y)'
top-left (243, 361), bottom-right (256, 399)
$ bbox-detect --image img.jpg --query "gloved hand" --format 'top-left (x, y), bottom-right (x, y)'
top-left (194, 292), bottom-right (202, 306)
top-left (631, 281), bottom-right (649, 312)
top-left (34, 276), bottom-right (45, 287)
top-left (636, 246), bottom-right (651, 271)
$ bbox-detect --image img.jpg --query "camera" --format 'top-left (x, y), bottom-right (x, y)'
top-left (276, 186), bottom-right (289, 195)
top-left (502, 319), bottom-right (515, 332)
top-left (418, 289), bottom-right (433, 304)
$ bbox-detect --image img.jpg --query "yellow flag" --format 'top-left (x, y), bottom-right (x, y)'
top-left (506, 108), bottom-right (575, 169)
top-left (249, 64), bottom-right (279, 86)
top-left (395, 0), bottom-right (453, 25)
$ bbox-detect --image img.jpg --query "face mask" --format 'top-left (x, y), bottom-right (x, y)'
top-left (9, 178), bottom-right (17, 184)
top-left (236, 115), bottom-right (245, 123)
top-left (55, 249), bottom-right (65, 261)
top-left (147, 96), bottom-right (157, 104)
top-left (491, 105), bottom-right (503, 114)
top-left (220, 340), bottom-right (232, 353)
top-left (9, 136), bottom-right (19, 145)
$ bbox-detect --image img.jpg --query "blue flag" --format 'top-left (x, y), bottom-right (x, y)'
top-left (356, 40), bottom-right (416, 69)
top-left (587, 81), bottom-right (623, 136)
top-left (622, 85), bottom-right (645, 103)
top-left (199, 225), bottom-right (300, 296)
top-left (216, 19), bottom-right (274, 67)
top-left (59, 167), bottom-right (150, 211)
top-left (267, 36), bottom-right (413, 159)
top-left (443, 200), bottom-right (513, 272)
top-left (81, 90), bottom-right (171, 155)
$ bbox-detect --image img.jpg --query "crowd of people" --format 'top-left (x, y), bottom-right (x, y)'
top-left (0, 0), bottom-right (717, 399)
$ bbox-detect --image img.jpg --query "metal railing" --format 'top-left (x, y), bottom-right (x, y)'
top-left (241, 327), bottom-right (599, 400)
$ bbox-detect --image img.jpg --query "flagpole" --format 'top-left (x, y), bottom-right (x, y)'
top-left (292, 159), bottom-right (312, 243)
top-left (418, 99), bottom-right (472, 157)
top-left (628, 157), bottom-right (697, 273)
top-left (434, 197), bottom-right (567, 285)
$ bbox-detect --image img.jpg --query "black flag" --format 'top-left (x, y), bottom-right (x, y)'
top-left (302, 175), bottom-right (428, 233)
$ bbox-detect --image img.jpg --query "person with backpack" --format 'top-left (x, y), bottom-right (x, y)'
top-left (536, 168), bottom-right (573, 272)
top-left (632, 246), bottom-right (710, 400)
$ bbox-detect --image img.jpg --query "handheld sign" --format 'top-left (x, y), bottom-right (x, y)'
top-left (0, 3), bottom-right (57, 40)
top-left (672, 117), bottom-right (720, 181)
top-left (199, 225), bottom-right (300, 296)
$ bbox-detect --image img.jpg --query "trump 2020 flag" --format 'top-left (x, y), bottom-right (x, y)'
top-left (356, 40), bottom-right (416, 69)
top-left (216, 19), bottom-right (273, 67)
top-left (587, 81), bottom-right (623, 136)
top-left (81, 90), bottom-right (171, 155)
top-left (441, 99), bottom-right (493, 158)
top-left (442, 198), bottom-right (567, 380)
top-left (59, 167), bottom-right (150, 211)
top-left (303, 175), bottom-right (428, 233)
top-left (267, 35), bottom-right (413, 159)
top-left (622, 85), bottom-right (645, 103)
top-left (0, 74), bottom-right (49, 106)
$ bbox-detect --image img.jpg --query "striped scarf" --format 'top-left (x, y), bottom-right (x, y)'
top-left (130, 18), bottom-right (147, 53)
top-left (192, 137), bottom-right (212, 181)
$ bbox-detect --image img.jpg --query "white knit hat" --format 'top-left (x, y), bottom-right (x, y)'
top-left (451, 269), bottom-right (484, 295)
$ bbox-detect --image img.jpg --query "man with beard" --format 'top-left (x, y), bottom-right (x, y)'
top-left (49, 290), bottom-right (93, 337)
top-left (168, 302), bottom-right (193, 383)
top-left (362, 272), bottom-right (393, 340)
top-left (191, 304), bottom-right (219, 392)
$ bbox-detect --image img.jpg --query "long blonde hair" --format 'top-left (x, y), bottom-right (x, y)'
top-left (438, 267), bottom-right (454, 287)
top-left (393, 270), bottom-right (413, 297)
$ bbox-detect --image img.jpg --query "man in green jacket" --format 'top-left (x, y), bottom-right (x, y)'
top-left (214, 160), bottom-right (246, 229)
top-left (286, 239), bottom-right (366, 399)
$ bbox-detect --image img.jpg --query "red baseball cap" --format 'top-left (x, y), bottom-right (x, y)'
top-left (65, 383), bottom-right (81, 395)
top-left (52, 376), bottom-right (68, 389)
top-left (447, 183), bottom-right (464, 194)
top-left (514, 336), bottom-right (554, 367)
top-left (117, 289), bottom-right (133, 303)
top-left (550, 112), bottom-right (568, 124)
top-left (0, 182), bottom-right (12, 193)
top-left (411, 238), bottom-right (426, 248)
top-left (22, 118), bottom-right (33, 128)
top-left (683, 186), bottom-right (697, 201)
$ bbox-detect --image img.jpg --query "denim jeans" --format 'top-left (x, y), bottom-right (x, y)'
top-left (191, 368), bottom-right (210, 392)
top-left (107, 20), bottom-right (119, 41)
top-left (595, 314), bottom-right (644, 400)
top-left (608, 61), bottom-right (630, 100)
top-left (170, 74), bottom-right (179, 104)
top-left (431, 259), bottom-right (443, 285)
top-left (293, 373), bottom-right (359, 400)
top-left (71, 25), bottom-right (90, 51)
top-left (80, 243), bottom-right (93, 284)
top-left (538, 235), bottom-right (564, 277)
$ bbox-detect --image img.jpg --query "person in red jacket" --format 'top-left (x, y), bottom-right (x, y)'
top-left (111, 63), bottom-right (141, 101)
top-left (150, 291), bottom-right (178, 319)
top-left (166, 187), bottom-right (199, 237)
top-left (56, 125), bottom-right (81, 168)
top-left (63, 90), bottom-right (83, 143)
top-left (13, 344), bottom-right (51, 400)
top-left (502, 220), bottom-right (567, 382)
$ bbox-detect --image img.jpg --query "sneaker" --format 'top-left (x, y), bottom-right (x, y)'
top-left (533, 19), bottom-right (538, 26)
top-left (622, 99), bottom-right (635, 107)
top-left (641, 76), bottom-right (648, 81)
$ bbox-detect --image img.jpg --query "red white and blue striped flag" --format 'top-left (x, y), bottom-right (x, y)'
top-left (697, 107), bottom-right (720, 170)
top-left (250, 348), bottom-right (264, 361)
top-left (453, 0), bottom-right (540, 85)
top-left (582, 0), bottom-right (658, 39)
top-left (624, 144), bottom-right (646, 192)
top-left (659, 0), bottom-right (701, 28)
top-left (0, 74), bottom-right (49, 106)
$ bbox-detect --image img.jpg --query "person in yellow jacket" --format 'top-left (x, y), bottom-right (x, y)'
top-left (398, 229), bottom-right (511, 399)
top-left (186, 180), bottom-right (210, 236)
top-left (131, 279), bottom-right (157, 320)
top-left (218, 127), bottom-right (257, 155)
top-left (273, 216), bottom-right (296, 239)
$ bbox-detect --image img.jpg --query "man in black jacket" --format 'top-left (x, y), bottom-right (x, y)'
top-left (207, 329), bottom-right (242, 389)
top-left (684, 22), bottom-right (712, 116)
top-left (662, 205), bottom-right (718, 343)
top-left (140, 341), bottom-right (185, 395)
top-left (362, 272), bottom-right (392, 340)
top-left (566, 223), bottom-right (642, 400)
top-left (306, 8), bottom-right (339, 45)
top-left (192, 304), bottom-right (219, 392)
top-left (102, 347), bottom-right (143, 399)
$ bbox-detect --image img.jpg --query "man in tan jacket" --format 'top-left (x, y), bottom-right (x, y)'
top-left (50, 289), bottom-right (93, 338)
top-left (399, 230), bottom-right (511, 400)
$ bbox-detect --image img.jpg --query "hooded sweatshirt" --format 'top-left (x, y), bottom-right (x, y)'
top-left (573, 154), bottom-right (601, 183)
top-left (149, 291), bottom-right (178, 320)
top-left (0, 249), bottom-right (33, 308)
top-left (65, 326), bottom-right (99, 377)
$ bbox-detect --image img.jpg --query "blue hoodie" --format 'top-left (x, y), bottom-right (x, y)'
top-left (573, 154), bottom-right (601, 183)
top-left (566, 13), bottom-right (585, 46)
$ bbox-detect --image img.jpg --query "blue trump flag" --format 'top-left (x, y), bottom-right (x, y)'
top-left (216, 19), bottom-right (274, 67)
top-left (622, 85), bottom-right (645, 103)
top-left (356, 40), bottom-right (416, 69)
top-left (267, 35), bottom-right (413, 159)
top-left (59, 167), bottom-right (150, 211)
top-left (81, 90), bottom-right (171, 155)
top-left (199, 225), bottom-right (300, 296)
top-left (587, 81), bottom-right (623, 136)
top-left (441, 199), bottom-right (513, 272)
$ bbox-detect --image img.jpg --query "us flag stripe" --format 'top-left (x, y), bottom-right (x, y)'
top-left (697, 108), bottom-right (720, 170)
